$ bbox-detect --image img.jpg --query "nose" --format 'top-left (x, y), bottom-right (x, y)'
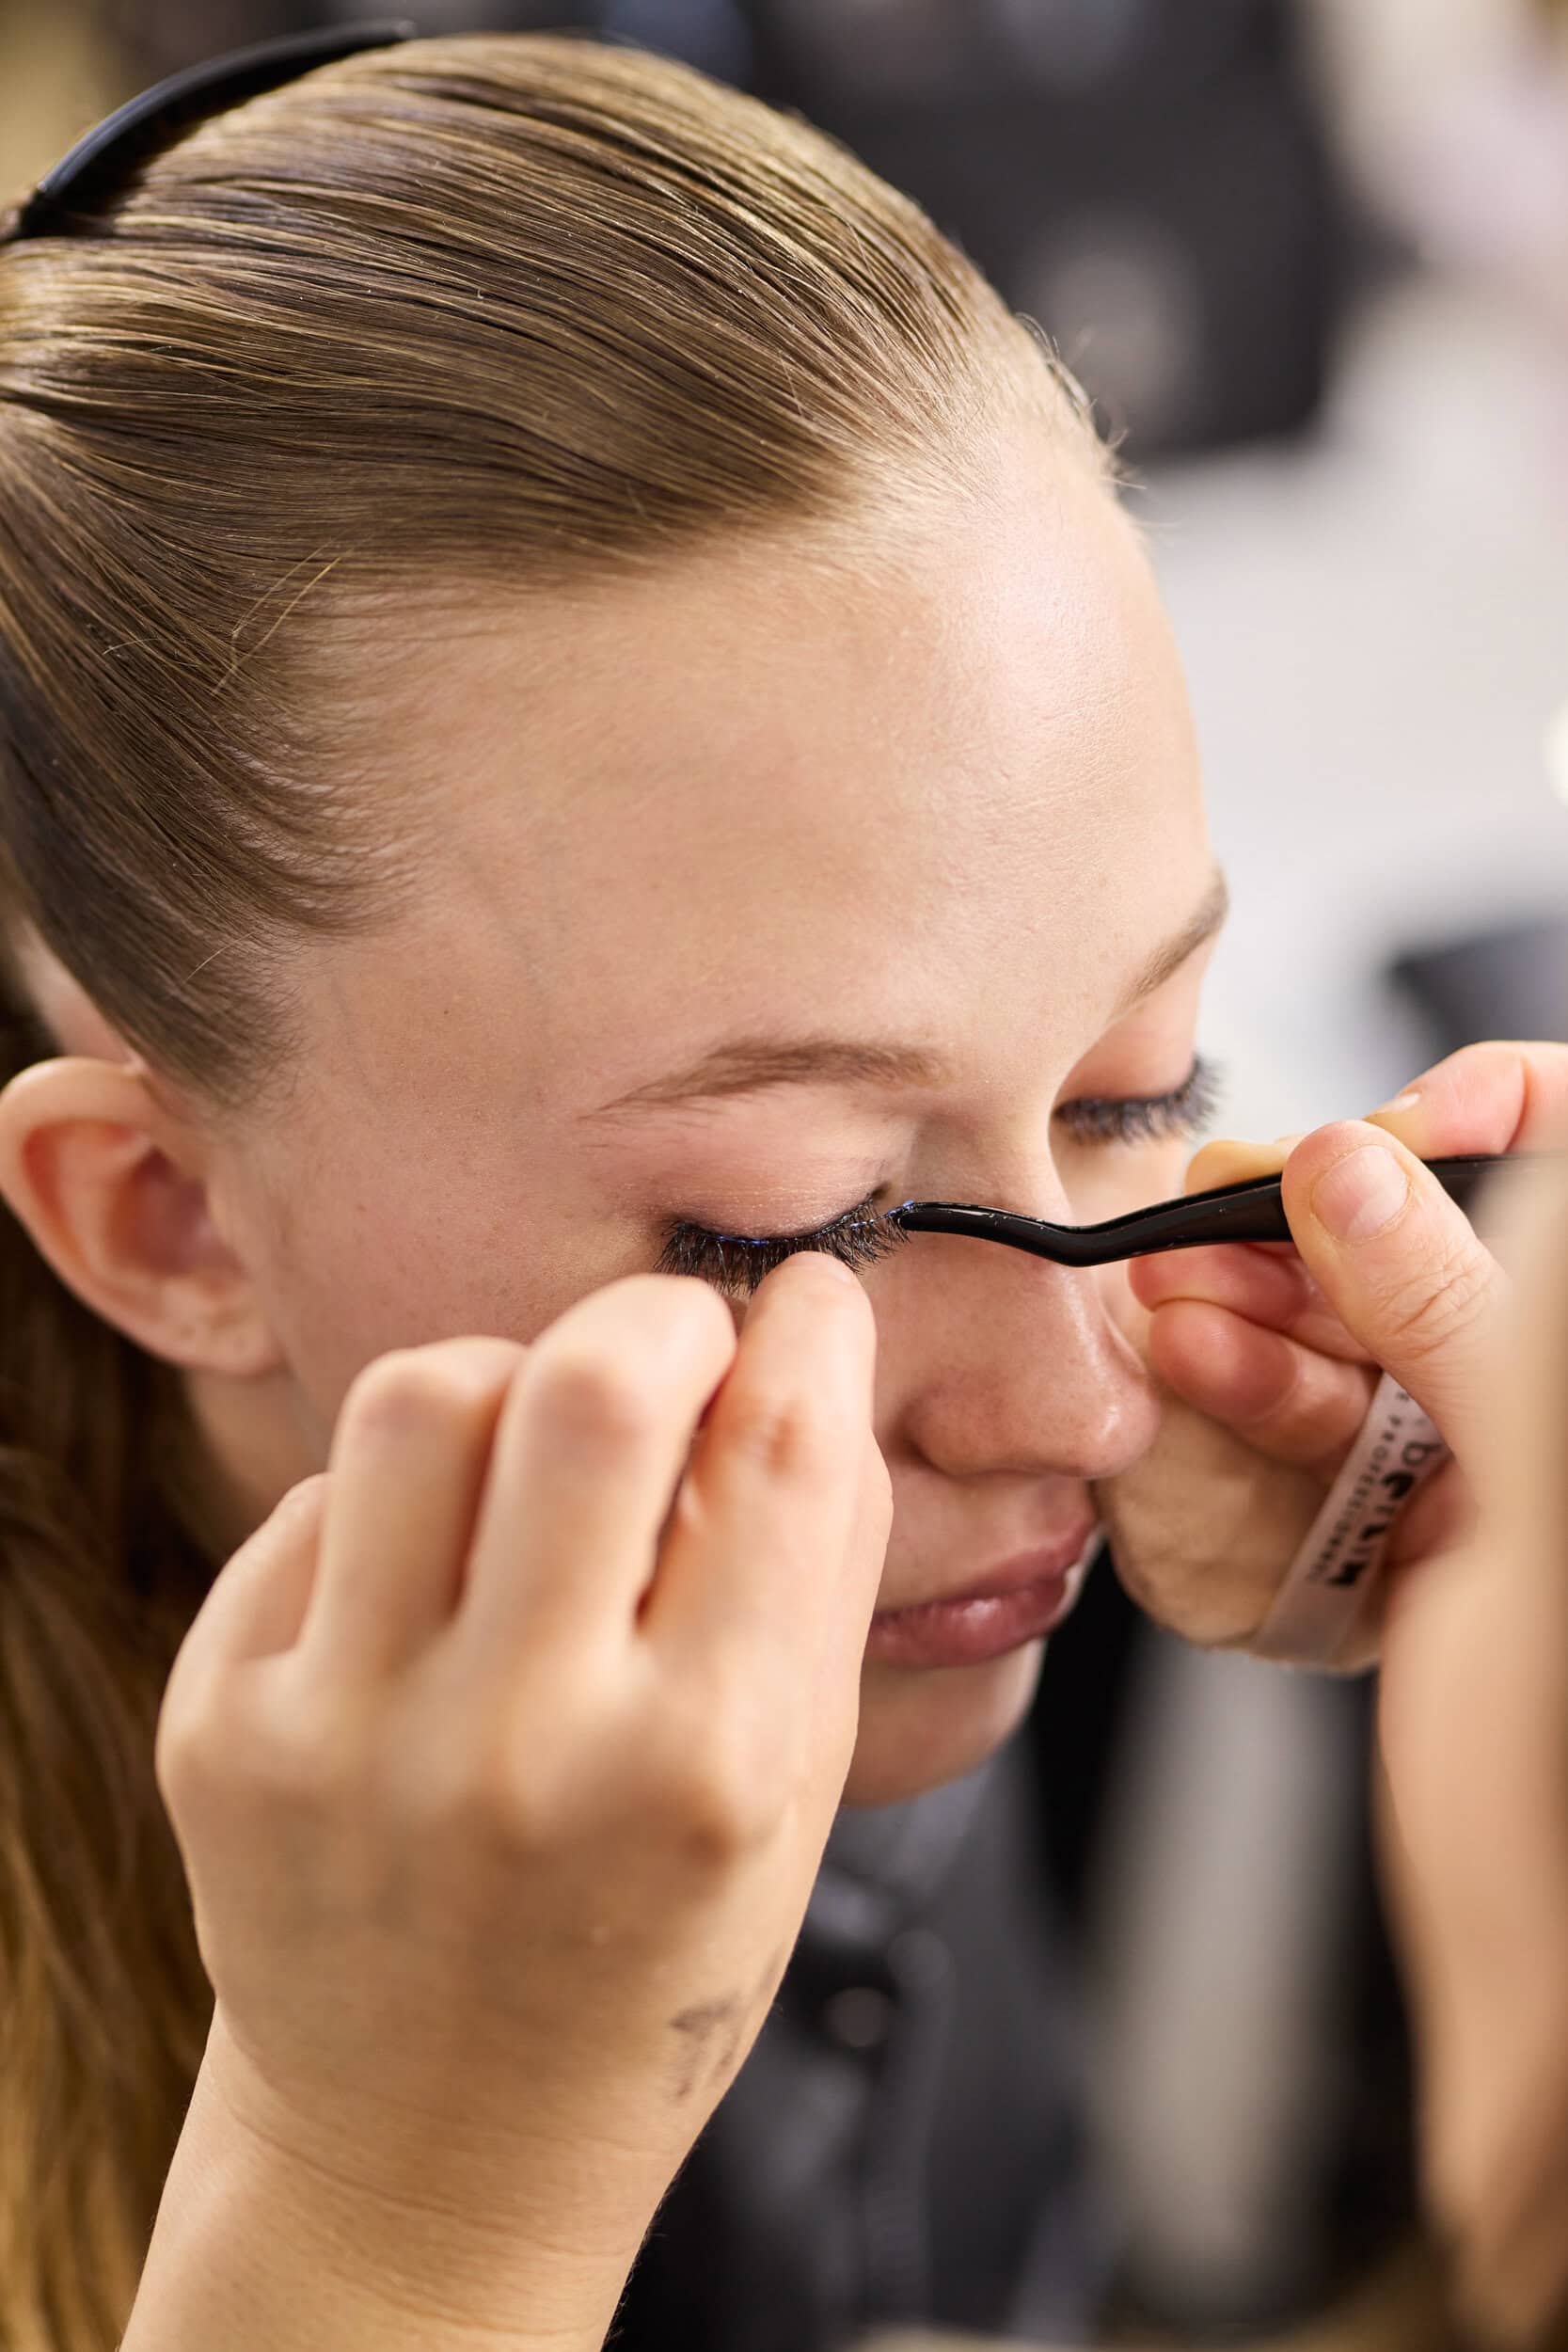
top-left (879, 1176), bottom-right (1162, 1484)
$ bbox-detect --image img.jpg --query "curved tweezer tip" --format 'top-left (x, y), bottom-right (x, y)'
top-left (885, 1152), bottom-right (1524, 1269)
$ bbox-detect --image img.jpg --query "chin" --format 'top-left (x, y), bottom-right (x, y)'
top-left (838, 1640), bottom-right (1046, 1808)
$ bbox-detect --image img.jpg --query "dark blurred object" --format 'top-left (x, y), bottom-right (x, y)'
top-left (1391, 914), bottom-right (1568, 1053)
top-left (106, 0), bottom-right (757, 87)
top-left (107, 0), bottom-right (1354, 464)
top-left (748, 0), bottom-right (1354, 461)
top-left (1033, 1556), bottom-right (1421, 2335)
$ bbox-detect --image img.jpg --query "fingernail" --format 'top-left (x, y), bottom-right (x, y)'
top-left (1272, 1131), bottom-right (1308, 1152)
top-left (810, 1250), bottom-right (860, 1285)
top-left (1375, 1090), bottom-right (1421, 1116)
top-left (1312, 1143), bottom-right (1411, 1243)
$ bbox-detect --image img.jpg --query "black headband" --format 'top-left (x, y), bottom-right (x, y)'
top-left (1, 22), bottom-right (416, 246)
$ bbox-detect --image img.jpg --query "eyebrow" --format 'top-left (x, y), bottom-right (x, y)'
top-left (581, 866), bottom-right (1230, 1123)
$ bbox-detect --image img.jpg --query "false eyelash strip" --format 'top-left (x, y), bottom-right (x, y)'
top-left (655, 1203), bottom-right (911, 1290)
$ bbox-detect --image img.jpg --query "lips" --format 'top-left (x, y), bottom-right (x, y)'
top-left (863, 1521), bottom-right (1103, 1671)
top-left (873, 1520), bottom-right (1101, 1622)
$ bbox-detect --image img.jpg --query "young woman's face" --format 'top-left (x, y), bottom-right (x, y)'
top-left (199, 415), bottom-right (1221, 1806)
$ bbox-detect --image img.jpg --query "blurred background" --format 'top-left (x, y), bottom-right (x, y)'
top-left (5, 2), bottom-right (1567, 2344)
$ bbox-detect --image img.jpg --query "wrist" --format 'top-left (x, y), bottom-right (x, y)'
top-left (126, 2028), bottom-right (644, 2352)
top-left (1430, 2037), bottom-right (1568, 2349)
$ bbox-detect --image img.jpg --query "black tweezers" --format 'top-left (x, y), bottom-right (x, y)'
top-left (885, 1153), bottom-right (1517, 1268)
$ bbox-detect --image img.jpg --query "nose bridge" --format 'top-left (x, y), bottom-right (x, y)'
top-left (886, 1216), bottom-right (1161, 1483)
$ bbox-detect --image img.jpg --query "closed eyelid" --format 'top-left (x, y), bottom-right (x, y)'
top-left (686, 1062), bottom-right (1218, 1242)
top-left (702, 1194), bottom-right (885, 1248)
top-left (653, 1057), bottom-right (1219, 1297)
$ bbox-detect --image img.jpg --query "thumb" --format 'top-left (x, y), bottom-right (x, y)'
top-left (1281, 1120), bottom-right (1505, 1470)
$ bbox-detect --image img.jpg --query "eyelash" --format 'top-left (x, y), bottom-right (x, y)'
top-left (653, 1055), bottom-right (1223, 1298)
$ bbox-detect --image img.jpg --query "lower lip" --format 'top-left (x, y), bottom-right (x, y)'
top-left (864, 1539), bottom-right (1098, 1671)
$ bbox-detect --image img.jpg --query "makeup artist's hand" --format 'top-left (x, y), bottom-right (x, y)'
top-left (150, 1251), bottom-right (891, 2344)
top-left (1370, 1150), bottom-right (1568, 2346)
top-left (1094, 1040), bottom-right (1568, 1660)
top-left (1097, 1039), bottom-right (1568, 2342)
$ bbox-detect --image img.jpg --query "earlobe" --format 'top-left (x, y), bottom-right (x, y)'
top-left (0, 1056), bottom-right (284, 1377)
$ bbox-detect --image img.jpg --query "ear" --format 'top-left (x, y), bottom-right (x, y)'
top-left (0, 1056), bottom-right (284, 1377)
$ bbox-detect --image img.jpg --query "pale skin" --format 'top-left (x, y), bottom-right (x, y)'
top-left (7, 424), bottom-right (1222, 1811)
top-left (1, 411), bottom-right (1564, 2341)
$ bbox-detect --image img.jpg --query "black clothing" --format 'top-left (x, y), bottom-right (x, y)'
top-left (609, 1549), bottom-right (1417, 2350)
top-left (610, 1705), bottom-right (1115, 2350)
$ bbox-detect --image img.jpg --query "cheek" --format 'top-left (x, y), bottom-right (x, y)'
top-left (241, 1150), bottom-right (575, 1429)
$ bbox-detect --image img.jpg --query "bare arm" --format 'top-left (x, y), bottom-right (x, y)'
top-left (121, 2033), bottom-right (636, 2352)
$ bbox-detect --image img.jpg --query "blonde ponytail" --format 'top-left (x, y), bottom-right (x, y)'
top-left (0, 949), bottom-right (215, 2352)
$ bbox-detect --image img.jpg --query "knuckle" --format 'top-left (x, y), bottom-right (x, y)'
top-left (398, 1685), bottom-right (571, 1851)
top-left (527, 1344), bottom-right (661, 1449)
top-left (441, 1749), bottom-right (549, 1850)
top-left (242, 1676), bottom-right (370, 1813)
top-left (278, 1470), bottom-right (333, 1518)
top-left (253, 1474), bottom-right (333, 1557)
top-left (341, 1349), bottom-right (493, 1441)
top-left (638, 1271), bottom-right (740, 1344)
top-left (653, 1692), bottom-right (781, 1859)
top-left (721, 1387), bottom-right (843, 1483)
top-left (153, 1677), bottom-right (223, 1808)
top-left (665, 1756), bottom-right (774, 1865)
top-left (1377, 1237), bottom-right (1492, 1363)
top-left (154, 1673), bottom-right (317, 1817)
top-left (567, 1274), bottom-right (737, 1363)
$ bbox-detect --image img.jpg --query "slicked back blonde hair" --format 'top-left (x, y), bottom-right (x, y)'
top-left (0, 33), bottom-right (1099, 2346)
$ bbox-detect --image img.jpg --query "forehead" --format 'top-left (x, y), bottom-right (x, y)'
top-left (320, 421), bottom-right (1206, 1113)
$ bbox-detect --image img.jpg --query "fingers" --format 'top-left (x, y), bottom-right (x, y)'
top-left (646, 1252), bottom-right (887, 1687)
top-left (454, 1275), bottom-right (740, 1669)
top-left (1144, 1296), bottom-right (1377, 1470)
top-left (1182, 1133), bottom-right (1302, 1194)
top-left (191, 1252), bottom-right (881, 1768)
top-left (1151, 1044), bottom-right (1564, 1474)
top-left (1371, 1161), bottom-right (1568, 2336)
top-left (1486, 1157), bottom-right (1568, 1565)
top-left (300, 1338), bottom-right (528, 1677)
top-left (1187, 1042), bottom-right (1568, 1197)
top-left (1364, 1041), bottom-right (1568, 1159)
top-left (157, 1476), bottom-right (329, 1771)
top-left (1130, 1240), bottom-right (1371, 1364)
top-left (1279, 1121), bottom-right (1506, 1466)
